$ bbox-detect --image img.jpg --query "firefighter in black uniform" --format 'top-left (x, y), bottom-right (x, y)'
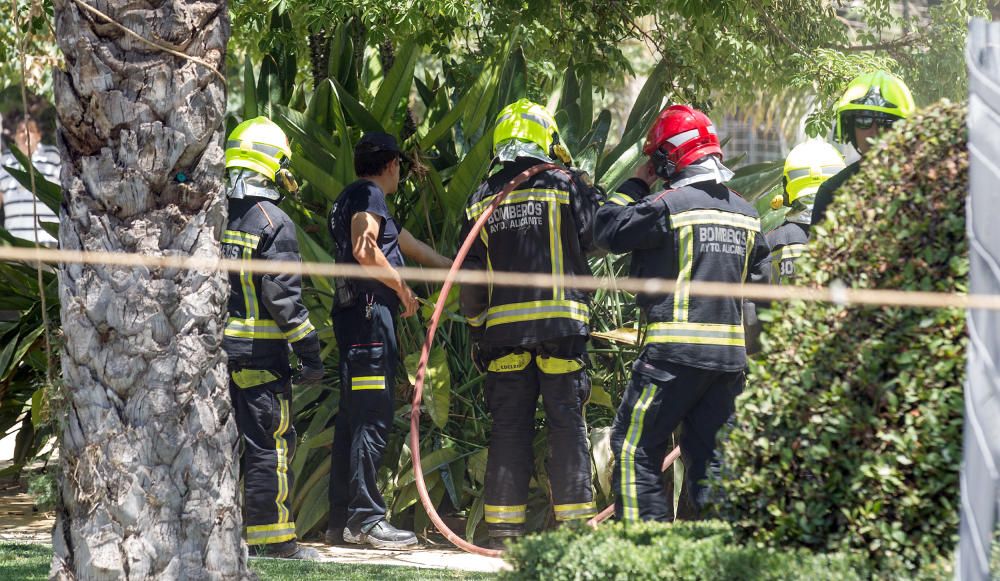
top-left (222, 117), bottom-right (322, 559)
top-left (459, 99), bottom-right (604, 548)
top-left (595, 105), bottom-right (770, 522)
top-left (326, 132), bottom-right (451, 549)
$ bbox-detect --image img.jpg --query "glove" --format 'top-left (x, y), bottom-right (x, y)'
top-left (297, 362), bottom-right (324, 385)
top-left (293, 335), bottom-right (324, 385)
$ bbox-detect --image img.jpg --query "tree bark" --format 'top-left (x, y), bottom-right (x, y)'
top-left (51, 0), bottom-right (248, 578)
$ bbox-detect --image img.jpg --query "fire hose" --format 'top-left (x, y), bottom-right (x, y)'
top-left (407, 163), bottom-right (680, 556)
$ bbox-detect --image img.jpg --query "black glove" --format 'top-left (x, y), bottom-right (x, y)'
top-left (293, 336), bottom-right (324, 385)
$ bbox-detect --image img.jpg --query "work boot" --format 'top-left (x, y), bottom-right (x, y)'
top-left (251, 540), bottom-right (321, 560)
top-left (486, 524), bottom-right (523, 552)
top-left (324, 526), bottom-right (345, 545)
top-left (345, 519), bottom-right (418, 549)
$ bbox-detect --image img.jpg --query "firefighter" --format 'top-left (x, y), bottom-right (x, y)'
top-left (459, 99), bottom-right (604, 549)
top-left (223, 117), bottom-right (322, 559)
top-left (811, 71), bottom-right (914, 227)
top-left (767, 140), bottom-right (846, 283)
top-left (595, 105), bottom-right (771, 522)
top-left (326, 132), bottom-right (451, 549)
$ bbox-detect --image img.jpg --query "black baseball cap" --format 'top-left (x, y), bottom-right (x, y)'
top-left (355, 132), bottom-right (404, 156)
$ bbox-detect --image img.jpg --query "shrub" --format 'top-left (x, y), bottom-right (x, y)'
top-left (716, 100), bottom-right (968, 573)
top-left (501, 520), bottom-right (870, 580)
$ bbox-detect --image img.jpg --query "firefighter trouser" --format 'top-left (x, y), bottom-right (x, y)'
top-left (230, 365), bottom-right (297, 545)
top-left (611, 358), bottom-right (742, 522)
top-left (482, 337), bottom-right (596, 530)
top-left (329, 300), bottom-right (397, 533)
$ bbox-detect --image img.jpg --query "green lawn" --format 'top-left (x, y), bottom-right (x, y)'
top-left (0, 543), bottom-right (495, 580)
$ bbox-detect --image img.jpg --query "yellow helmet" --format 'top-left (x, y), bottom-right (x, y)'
top-left (834, 71), bottom-right (915, 144)
top-left (493, 99), bottom-right (571, 164)
top-left (225, 117), bottom-right (292, 182)
top-left (783, 140), bottom-right (846, 205)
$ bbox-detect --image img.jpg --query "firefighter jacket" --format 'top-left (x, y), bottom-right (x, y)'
top-left (595, 178), bottom-right (771, 372)
top-left (459, 157), bottom-right (604, 348)
top-left (222, 194), bottom-right (320, 368)
top-left (765, 221), bottom-right (810, 284)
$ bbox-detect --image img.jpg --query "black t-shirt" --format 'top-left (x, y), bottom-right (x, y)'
top-left (328, 179), bottom-right (404, 304)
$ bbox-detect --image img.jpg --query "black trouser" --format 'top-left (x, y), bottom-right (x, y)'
top-left (481, 337), bottom-right (595, 531)
top-left (611, 358), bottom-right (742, 522)
top-left (329, 299), bottom-right (397, 533)
top-left (230, 363), bottom-right (298, 546)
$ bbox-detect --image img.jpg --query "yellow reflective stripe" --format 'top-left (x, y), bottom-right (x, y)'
top-left (606, 192), bottom-right (636, 206)
top-left (352, 376), bottom-right (385, 390)
top-left (645, 322), bottom-right (745, 347)
top-left (231, 369), bottom-right (279, 389)
top-left (535, 355), bottom-right (583, 375)
top-left (466, 310), bottom-right (487, 327)
top-left (673, 226), bottom-right (694, 322)
top-left (487, 351), bottom-right (532, 373)
top-left (485, 300), bottom-right (590, 328)
top-left (284, 319), bottom-right (315, 343)
top-left (549, 194), bottom-right (563, 299)
top-left (742, 231), bottom-right (756, 282)
top-left (484, 504), bottom-right (527, 524)
top-left (246, 522), bottom-right (296, 545)
top-left (466, 188), bottom-right (571, 220)
top-left (553, 501), bottom-right (597, 520)
top-left (669, 209), bottom-right (761, 232)
top-left (273, 396), bottom-right (291, 524)
top-left (621, 384), bottom-right (657, 522)
top-left (222, 229), bottom-right (261, 248)
top-left (225, 318), bottom-right (285, 339)
top-left (778, 243), bottom-right (806, 260)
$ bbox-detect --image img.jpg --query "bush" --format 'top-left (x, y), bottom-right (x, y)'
top-left (716, 100), bottom-right (968, 573)
top-left (501, 520), bottom-right (870, 580)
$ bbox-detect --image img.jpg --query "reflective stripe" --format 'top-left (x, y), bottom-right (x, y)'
top-left (246, 522), bottom-right (296, 545)
top-left (485, 300), bottom-right (589, 328)
top-left (520, 112), bottom-right (552, 129)
top-left (222, 230), bottom-right (261, 248)
top-left (645, 322), bottom-right (745, 347)
top-left (607, 192), bottom-right (636, 206)
top-left (669, 209), bottom-right (761, 232)
top-left (666, 128), bottom-right (701, 147)
top-left (484, 504), bottom-right (527, 524)
top-left (776, 243), bottom-right (806, 261)
top-left (231, 369), bottom-right (279, 389)
top-left (536, 355), bottom-right (583, 375)
top-left (285, 319), bottom-right (316, 343)
top-left (553, 501), bottom-right (597, 521)
top-left (466, 188), bottom-right (570, 220)
top-left (742, 231), bottom-right (756, 282)
top-left (620, 384), bottom-right (657, 522)
top-left (549, 191), bottom-right (564, 299)
top-left (273, 396), bottom-right (291, 525)
top-left (225, 318), bottom-right (285, 339)
top-left (466, 310), bottom-right (487, 328)
top-left (786, 166), bottom-right (841, 179)
top-left (673, 226), bottom-right (694, 322)
top-left (226, 140), bottom-right (285, 159)
top-left (487, 351), bottom-right (533, 373)
top-left (352, 376), bottom-right (385, 391)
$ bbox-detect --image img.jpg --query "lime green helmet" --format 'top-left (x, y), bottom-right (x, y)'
top-left (225, 117), bottom-right (293, 182)
top-left (493, 99), bottom-right (571, 164)
top-left (783, 140), bottom-right (846, 205)
top-left (834, 71), bottom-right (915, 144)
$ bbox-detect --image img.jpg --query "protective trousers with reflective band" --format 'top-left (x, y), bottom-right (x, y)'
top-left (611, 359), bottom-right (742, 522)
top-left (230, 366), bottom-right (297, 545)
top-left (483, 338), bottom-right (596, 528)
top-left (329, 300), bottom-right (397, 532)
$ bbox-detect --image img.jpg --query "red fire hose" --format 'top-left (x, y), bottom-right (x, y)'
top-left (407, 164), bottom-right (681, 555)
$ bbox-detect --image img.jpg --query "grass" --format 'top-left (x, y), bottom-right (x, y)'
top-left (0, 542), bottom-right (496, 580)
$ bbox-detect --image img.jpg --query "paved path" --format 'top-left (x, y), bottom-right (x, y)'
top-left (0, 490), bottom-right (507, 573)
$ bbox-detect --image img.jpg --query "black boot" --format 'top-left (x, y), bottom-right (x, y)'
top-left (251, 540), bottom-right (320, 560)
top-left (324, 526), bottom-right (345, 545)
top-left (346, 519), bottom-right (418, 549)
top-left (487, 524), bottom-right (523, 552)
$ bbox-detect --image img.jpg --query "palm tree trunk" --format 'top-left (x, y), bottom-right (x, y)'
top-left (51, 0), bottom-right (248, 578)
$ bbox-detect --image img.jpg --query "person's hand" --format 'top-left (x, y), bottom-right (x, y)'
top-left (398, 285), bottom-right (419, 318)
top-left (297, 364), bottom-right (324, 385)
top-left (634, 160), bottom-right (658, 187)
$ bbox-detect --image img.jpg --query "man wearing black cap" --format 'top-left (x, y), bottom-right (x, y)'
top-left (325, 132), bottom-right (450, 548)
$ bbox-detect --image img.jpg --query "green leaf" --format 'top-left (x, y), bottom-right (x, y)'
top-left (588, 383), bottom-right (613, 409)
top-left (331, 77), bottom-right (384, 133)
top-left (294, 466), bottom-right (331, 537)
top-left (294, 223), bottom-right (336, 296)
top-left (243, 57), bottom-right (257, 119)
top-left (1, 325), bottom-right (43, 382)
top-left (393, 471), bottom-right (441, 514)
top-left (370, 40), bottom-right (420, 132)
top-left (598, 141), bottom-right (645, 194)
top-left (30, 387), bottom-right (45, 427)
top-left (328, 19), bottom-right (355, 85)
top-left (0, 332), bottom-right (19, 377)
top-left (405, 347), bottom-right (451, 430)
top-left (465, 493), bottom-right (485, 542)
top-left (419, 60), bottom-right (496, 150)
top-left (497, 46), bottom-right (527, 109)
top-left (395, 446), bottom-right (462, 490)
top-left (5, 144), bottom-right (60, 213)
top-left (444, 133), bottom-right (493, 216)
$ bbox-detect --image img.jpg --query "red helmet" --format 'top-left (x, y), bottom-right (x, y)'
top-left (643, 105), bottom-right (722, 173)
